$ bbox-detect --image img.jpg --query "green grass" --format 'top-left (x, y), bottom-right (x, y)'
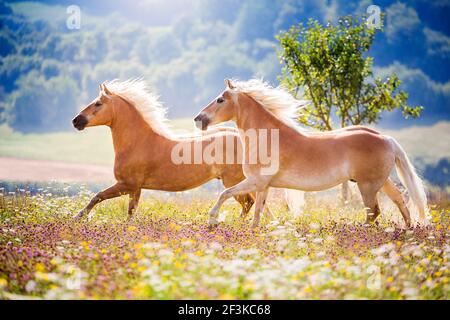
top-left (0, 191), bottom-right (448, 299)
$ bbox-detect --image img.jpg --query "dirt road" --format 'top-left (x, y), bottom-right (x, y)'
top-left (0, 157), bottom-right (114, 182)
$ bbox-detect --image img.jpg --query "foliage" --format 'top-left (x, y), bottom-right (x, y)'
top-left (1, 1), bottom-right (448, 133)
top-left (277, 16), bottom-right (423, 130)
top-left (0, 190), bottom-right (448, 299)
top-left (424, 158), bottom-right (450, 188)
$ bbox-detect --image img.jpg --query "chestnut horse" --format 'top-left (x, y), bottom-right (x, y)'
top-left (194, 79), bottom-right (428, 228)
top-left (72, 79), bottom-right (254, 220)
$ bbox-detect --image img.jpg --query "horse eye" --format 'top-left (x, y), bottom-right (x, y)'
top-left (95, 101), bottom-right (102, 107)
top-left (217, 97), bottom-right (225, 103)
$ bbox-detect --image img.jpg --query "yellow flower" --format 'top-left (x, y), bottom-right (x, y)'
top-left (303, 286), bottom-right (312, 293)
top-left (174, 261), bottom-right (185, 269)
top-left (137, 266), bottom-right (146, 272)
top-left (0, 278), bottom-right (7, 288)
top-left (218, 293), bottom-right (235, 300)
top-left (130, 262), bottom-right (138, 269)
top-left (434, 271), bottom-right (443, 277)
top-left (35, 263), bottom-right (46, 272)
top-left (80, 241), bottom-right (89, 250)
top-left (127, 226), bottom-right (137, 232)
top-left (17, 260), bottom-right (23, 267)
top-left (194, 250), bottom-right (203, 257)
top-left (415, 267), bottom-right (423, 273)
top-left (35, 271), bottom-right (49, 281)
top-left (123, 253), bottom-right (131, 261)
top-left (134, 243), bottom-right (143, 250)
top-left (243, 281), bottom-right (255, 291)
top-left (168, 222), bottom-right (181, 231)
top-left (387, 276), bottom-right (394, 283)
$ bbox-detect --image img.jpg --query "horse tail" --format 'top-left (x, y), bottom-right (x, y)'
top-left (390, 137), bottom-right (429, 225)
top-left (284, 189), bottom-right (305, 217)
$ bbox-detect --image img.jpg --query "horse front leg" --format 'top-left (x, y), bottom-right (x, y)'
top-left (127, 189), bottom-right (141, 221)
top-left (208, 178), bottom-right (258, 226)
top-left (73, 182), bottom-right (133, 220)
top-left (252, 188), bottom-right (269, 228)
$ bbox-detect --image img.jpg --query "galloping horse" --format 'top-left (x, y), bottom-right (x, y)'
top-left (194, 79), bottom-right (428, 228)
top-left (72, 79), bottom-right (254, 220)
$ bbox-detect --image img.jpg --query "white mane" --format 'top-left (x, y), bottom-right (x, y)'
top-left (231, 79), bottom-right (309, 129)
top-left (106, 79), bottom-right (172, 137)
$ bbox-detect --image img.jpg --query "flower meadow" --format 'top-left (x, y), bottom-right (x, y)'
top-left (0, 188), bottom-right (449, 300)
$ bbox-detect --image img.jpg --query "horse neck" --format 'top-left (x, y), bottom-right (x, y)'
top-left (110, 97), bottom-right (167, 153)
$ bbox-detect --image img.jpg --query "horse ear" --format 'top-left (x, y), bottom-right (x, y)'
top-left (99, 83), bottom-right (104, 92)
top-left (102, 83), bottom-right (112, 96)
top-left (224, 79), bottom-right (235, 89)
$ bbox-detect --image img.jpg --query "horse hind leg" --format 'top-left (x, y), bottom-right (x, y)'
top-left (381, 178), bottom-right (411, 228)
top-left (221, 173), bottom-right (255, 219)
top-left (357, 181), bottom-right (383, 225)
top-left (235, 193), bottom-right (254, 218)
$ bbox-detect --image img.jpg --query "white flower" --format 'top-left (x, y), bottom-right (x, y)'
top-left (25, 280), bottom-right (36, 292)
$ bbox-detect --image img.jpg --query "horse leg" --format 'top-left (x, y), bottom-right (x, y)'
top-left (221, 174), bottom-right (254, 219)
top-left (357, 181), bottom-right (382, 225)
top-left (208, 178), bottom-right (258, 226)
top-left (236, 194), bottom-right (254, 219)
top-left (73, 182), bottom-right (133, 220)
top-left (127, 189), bottom-right (141, 221)
top-left (381, 178), bottom-right (411, 228)
top-left (252, 188), bottom-right (269, 228)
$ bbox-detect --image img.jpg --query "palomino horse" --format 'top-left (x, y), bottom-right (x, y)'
top-left (72, 79), bottom-right (255, 220)
top-left (194, 79), bottom-right (428, 228)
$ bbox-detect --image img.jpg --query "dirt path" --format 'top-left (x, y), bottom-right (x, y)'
top-left (0, 157), bottom-right (114, 182)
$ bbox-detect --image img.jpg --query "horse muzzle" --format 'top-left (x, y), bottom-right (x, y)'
top-left (194, 113), bottom-right (210, 131)
top-left (72, 115), bottom-right (88, 131)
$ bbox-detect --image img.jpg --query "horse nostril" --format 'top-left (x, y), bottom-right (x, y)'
top-left (72, 115), bottom-right (87, 130)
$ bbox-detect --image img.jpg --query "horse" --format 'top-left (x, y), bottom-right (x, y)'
top-left (71, 79), bottom-right (255, 220)
top-left (194, 78), bottom-right (428, 228)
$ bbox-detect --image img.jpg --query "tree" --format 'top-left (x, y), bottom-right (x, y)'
top-left (277, 16), bottom-right (423, 131)
top-left (6, 72), bottom-right (79, 133)
top-left (276, 16), bottom-right (423, 200)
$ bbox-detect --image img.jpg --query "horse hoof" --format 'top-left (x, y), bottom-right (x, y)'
top-left (251, 222), bottom-right (260, 229)
top-left (73, 211), bottom-right (83, 221)
top-left (208, 218), bottom-right (219, 230)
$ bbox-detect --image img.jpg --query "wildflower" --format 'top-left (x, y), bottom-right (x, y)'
top-left (219, 293), bottom-right (235, 299)
top-left (35, 263), bottom-right (46, 272)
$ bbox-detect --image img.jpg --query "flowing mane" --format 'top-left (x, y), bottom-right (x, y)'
top-left (106, 79), bottom-right (172, 137)
top-left (231, 79), bottom-right (309, 129)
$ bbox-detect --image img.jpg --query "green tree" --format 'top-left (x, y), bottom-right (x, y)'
top-left (6, 72), bottom-right (79, 133)
top-left (277, 16), bottom-right (423, 201)
top-left (277, 16), bottom-right (423, 131)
